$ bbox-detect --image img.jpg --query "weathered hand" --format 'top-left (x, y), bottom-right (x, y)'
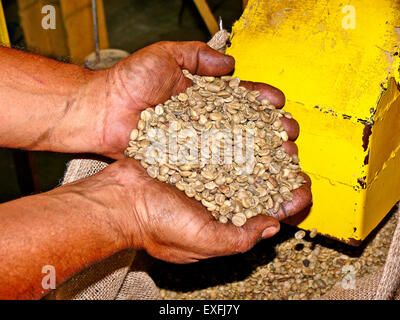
top-left (96, 41), bottom-right (235, 159)
top-left (96, 41), bottom-right (303, 163)
top-left (106, 158), bottom-right (311, 264)
top-left (86, 41), bottom-right (312, 263)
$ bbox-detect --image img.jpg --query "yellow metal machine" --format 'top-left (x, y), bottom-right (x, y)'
top-left (227, 0), bottom-right (400, 243)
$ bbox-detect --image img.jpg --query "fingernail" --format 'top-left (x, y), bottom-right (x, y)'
top-left (261, 226), bottom-right (279, 239)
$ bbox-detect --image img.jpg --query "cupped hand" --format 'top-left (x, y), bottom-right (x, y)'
top-left (98, 41), bottom-right (296, 159)
top-left (91, 41), bottom-right (312, 263)
top-left (98, 41), bottom-right (235, 159)
top-left (107, 157), bottom-right (311, 264)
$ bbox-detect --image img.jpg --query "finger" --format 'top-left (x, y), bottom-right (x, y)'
top-left (242, 215), bottom-right (281, 240)
top-left (239, 81), bottom-right (286, 108)
top-left (281, 141), bottom-right (298, 156)
top-left (299, 172), bottom-right (312, 188)
top-left (281, 117), bottom-right (299, 141)
top-left (209, 215), bottom-right (280, 256)
top-left (159, 41), bottom-right (235, 76)
top-left (271, 184), bottom-right (312, 221)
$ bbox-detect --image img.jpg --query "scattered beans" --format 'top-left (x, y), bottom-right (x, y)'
top-left (158, 211), bottom-right (399, 300)
top-left (232, 213), bottom-right (247, 227)
top-left (295, 230), bottom-right (306, 240)
top-left (310, 228), bottom-right (318, 238)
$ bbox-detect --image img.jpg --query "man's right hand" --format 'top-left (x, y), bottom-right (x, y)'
top-left (101, 157), bottom-right (312, 264)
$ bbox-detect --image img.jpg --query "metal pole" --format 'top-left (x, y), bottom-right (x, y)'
top-left (218, 16), bottom-right (223, 31)
top-left (91, 0), bottom-right (100, 63)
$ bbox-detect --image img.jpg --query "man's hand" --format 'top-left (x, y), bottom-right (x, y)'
top-left (0, 152), bottom-right (310, 299)
top-left (87, 41), bottom-right (312, 263)
top-left (94, 41), bottom-right (234, 158)
top-left (95, 41), bottom-right (295, 159)
top-left (105, 158), bottom-right (311, 264)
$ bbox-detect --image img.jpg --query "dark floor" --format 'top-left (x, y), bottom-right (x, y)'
top-left (0, 0), bottom-right (243, 202)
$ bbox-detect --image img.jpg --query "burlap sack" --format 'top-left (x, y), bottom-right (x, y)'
top-left (48, 158), bottom-right (160, 300)
top-left (321, 208), bottom-right (400, 300)
top-left (51, 30), bottom-right (400, 300)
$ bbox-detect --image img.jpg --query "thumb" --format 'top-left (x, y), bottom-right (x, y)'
top-left (159, 41), bottom-right (235, 76)
top-left (212, 216), bottom-right (280, 256)
top-left (242, 215), bottom-right (281, 242)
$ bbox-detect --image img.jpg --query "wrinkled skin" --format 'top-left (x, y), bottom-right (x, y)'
top-left (100, 41), bottom-right (295, 159)
top-left (110, 159), bottom-right (311, 264)
top-left (95, 41), bottom-right (313, 263)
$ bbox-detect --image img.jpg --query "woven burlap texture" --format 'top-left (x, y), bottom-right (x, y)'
top-left (375, 206), bottom-right (400, 299)
top-left (55, 30), bottom-right (400, 300)
top-left (52, 158), bottom-right (160, 300)
top-left (321, 207), bottom-right (400, 300)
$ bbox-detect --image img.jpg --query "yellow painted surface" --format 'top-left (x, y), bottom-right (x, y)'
top-left (0, 0), bottom-right (10, 47)
top-left (227, 0), bottom-right (400, 242)
top-left (368, 78), bottom-right (400, 182)
top-left (364, 78), bottom-right (400, 236)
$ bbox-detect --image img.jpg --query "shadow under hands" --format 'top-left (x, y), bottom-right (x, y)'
top-left (307, 203), bottom-right (398, 259)
top-left (146, 203), bottom-right (398, 293)
top-left (147, 224), bottom-right (297, 293)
